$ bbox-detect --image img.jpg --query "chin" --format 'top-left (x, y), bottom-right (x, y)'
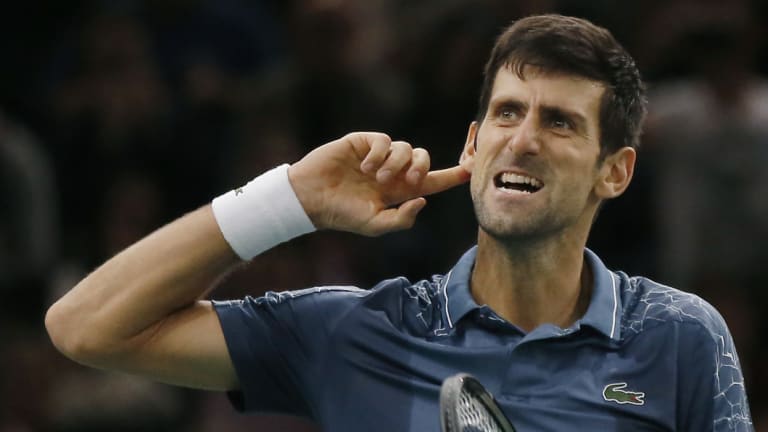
top-left (475, 207), bottom-right (575, 245)
top-left (478, 220), bottom-right (549, 243)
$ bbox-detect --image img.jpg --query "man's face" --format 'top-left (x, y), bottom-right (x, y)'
top-left (463, 66), bottom-right (609, 242)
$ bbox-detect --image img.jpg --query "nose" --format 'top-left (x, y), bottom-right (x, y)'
top-left (508, 112), bottom-right (541, 156)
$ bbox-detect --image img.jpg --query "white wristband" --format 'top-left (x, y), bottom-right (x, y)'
top-left (212, 164), bottom-right (316, 260)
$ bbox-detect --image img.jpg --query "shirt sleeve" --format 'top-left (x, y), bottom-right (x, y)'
top-left (677, 309), bottom-right (753, 432)
top-left (212, 286), bottom-right (366, 418)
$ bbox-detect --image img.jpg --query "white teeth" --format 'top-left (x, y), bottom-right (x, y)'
top-left (499, 172), bottom-right (542, 189)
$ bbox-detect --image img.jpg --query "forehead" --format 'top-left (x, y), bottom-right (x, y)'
top-left (489, 66), bottom-right (606, 122)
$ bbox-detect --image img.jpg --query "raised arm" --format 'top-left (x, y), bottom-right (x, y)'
top-left (45, 132), bottom-right (469, 391)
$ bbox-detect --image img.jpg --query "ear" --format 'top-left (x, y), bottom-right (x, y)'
top-left (595, 147), bottom-right (636, 199)
top-left (460, 121), bottom-right (479, 173)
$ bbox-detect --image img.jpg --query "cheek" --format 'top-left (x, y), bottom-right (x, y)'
top-left (469, 148), bottom-right (491, 180)
top-left (559, 163), bottom-right (600, 197)
top-left (469, 171), bottom-right (485, 198)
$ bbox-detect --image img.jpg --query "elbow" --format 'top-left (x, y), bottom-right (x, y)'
top-left (45, 299), bottom-right (83, 360)
top-left (45, 299), bottom-right (108, 365)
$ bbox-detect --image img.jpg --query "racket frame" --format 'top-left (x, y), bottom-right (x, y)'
top-left (439, 373), bottom-right (516, 432)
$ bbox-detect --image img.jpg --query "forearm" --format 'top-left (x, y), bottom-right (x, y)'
top-left (46, 205), bottom-right (239, 361)
top-left (47, 163), bottom-right (317, 371)
top-left (44, 134), bottom-right (465, 385)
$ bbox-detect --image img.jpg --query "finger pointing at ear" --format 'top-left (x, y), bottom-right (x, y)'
top-left (420, 165), bottom-right (471, 196)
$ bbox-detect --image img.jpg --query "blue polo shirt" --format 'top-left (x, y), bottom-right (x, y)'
top-left (213, 247), bottom-right (753, 431)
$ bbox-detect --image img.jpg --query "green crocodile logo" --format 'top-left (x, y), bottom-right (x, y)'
top-left (603, 382), bottom-right (645, 406)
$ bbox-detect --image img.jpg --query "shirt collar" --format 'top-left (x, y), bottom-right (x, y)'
top-left (580, 248), bottom-right (622, 341)
top-left (442, 246), bottom-right (622, 341)
top-left (441, 247), bottom-right (481, 328)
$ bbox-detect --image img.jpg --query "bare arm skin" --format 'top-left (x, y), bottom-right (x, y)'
top-left (45, 206), bottom-right (241, 390)
top-left (45, 132), bottom-right (470, 391)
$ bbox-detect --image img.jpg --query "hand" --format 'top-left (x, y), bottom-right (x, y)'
top-left (288, 132), bottom-right (470, 236)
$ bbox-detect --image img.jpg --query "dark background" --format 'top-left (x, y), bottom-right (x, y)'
top-left (1, 0), bottom-right (767, 430)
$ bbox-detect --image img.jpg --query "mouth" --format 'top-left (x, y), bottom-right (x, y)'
top-left (493, 172), bottom-right (544, 194)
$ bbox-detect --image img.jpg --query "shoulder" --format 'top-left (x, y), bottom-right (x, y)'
top-left (253, 285), bottom-right (371, 305)
top-left (617, 275), bottom-right (745, 392)
top-left (617, 276), bottom-right (752, 429)
top-left (215, 274), bottom-right (447, 339)
top-left (355, 274), bottom-right (448, 335)
top-left (239, 275), bottom-right (442, 320)
top-left (618, 275), bottom-right (731, 344)
top-left (291, 274), bottom-right (448, 336)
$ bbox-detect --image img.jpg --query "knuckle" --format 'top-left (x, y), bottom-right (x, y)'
top-left (390, 140), bottom-right (411, 151)
top-left (403, 216), bottom-right (415, 229)
top-left (372, 132), bottom-right (392, 143)
top-left (372, 225), bottom-right (389, 237)
top-left (392, 142), bottom-right (413, 159)
top-left (413, 148), bottom-right (429, 162)
top-left (401, 216), bottom-right (416, 230)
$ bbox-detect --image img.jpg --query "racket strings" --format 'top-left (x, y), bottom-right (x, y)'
top-left (457, 389), bottom-right (505, 432)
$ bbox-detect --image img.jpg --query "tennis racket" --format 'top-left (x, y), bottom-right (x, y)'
top-left (440, 373), bottom-right (516, 432)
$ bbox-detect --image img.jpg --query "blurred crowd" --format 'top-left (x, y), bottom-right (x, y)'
top-left (1, 0), bottom-right (767, 430)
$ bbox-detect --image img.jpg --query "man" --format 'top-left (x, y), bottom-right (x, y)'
top-left (45, 14), bottom-right (752, 431)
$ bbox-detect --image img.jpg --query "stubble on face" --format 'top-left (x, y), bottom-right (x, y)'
top-left (468, 68), bottom-right (605, 247)
top-left (470, 160), bottom-right (598, 244)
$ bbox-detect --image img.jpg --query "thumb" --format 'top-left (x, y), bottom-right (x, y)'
top-left (419, 165), bottom-right (471, 196)
top-left (365, 197), bottom-right (427, 236)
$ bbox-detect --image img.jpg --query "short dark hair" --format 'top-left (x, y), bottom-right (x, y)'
top-left (476, 14), bottom-right (647, 157)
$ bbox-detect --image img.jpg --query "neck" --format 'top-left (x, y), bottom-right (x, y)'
top-left (470, 229), bottom-right (592, 333)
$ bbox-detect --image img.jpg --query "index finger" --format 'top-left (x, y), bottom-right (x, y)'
top-left (419, 165), bottom-right (471, 196)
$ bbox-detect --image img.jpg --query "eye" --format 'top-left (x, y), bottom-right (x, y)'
top-left (498, 107), bottom-right (522, 122)
top-left (548, 116), bottom-right (574, 131)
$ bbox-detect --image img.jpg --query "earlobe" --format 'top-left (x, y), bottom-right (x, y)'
top-left (460, 121), bottom-right (479, 173)
top-left (596, 147), bottom-right (636, 199)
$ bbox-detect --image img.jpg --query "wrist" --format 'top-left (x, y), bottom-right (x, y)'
top-left (211, 164), bottom-right (316, 260)
top-left (287, 162), bottom-right (328, 230)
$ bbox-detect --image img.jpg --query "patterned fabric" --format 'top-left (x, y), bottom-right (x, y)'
top-left (213, 247), bottom-right (753, 431)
